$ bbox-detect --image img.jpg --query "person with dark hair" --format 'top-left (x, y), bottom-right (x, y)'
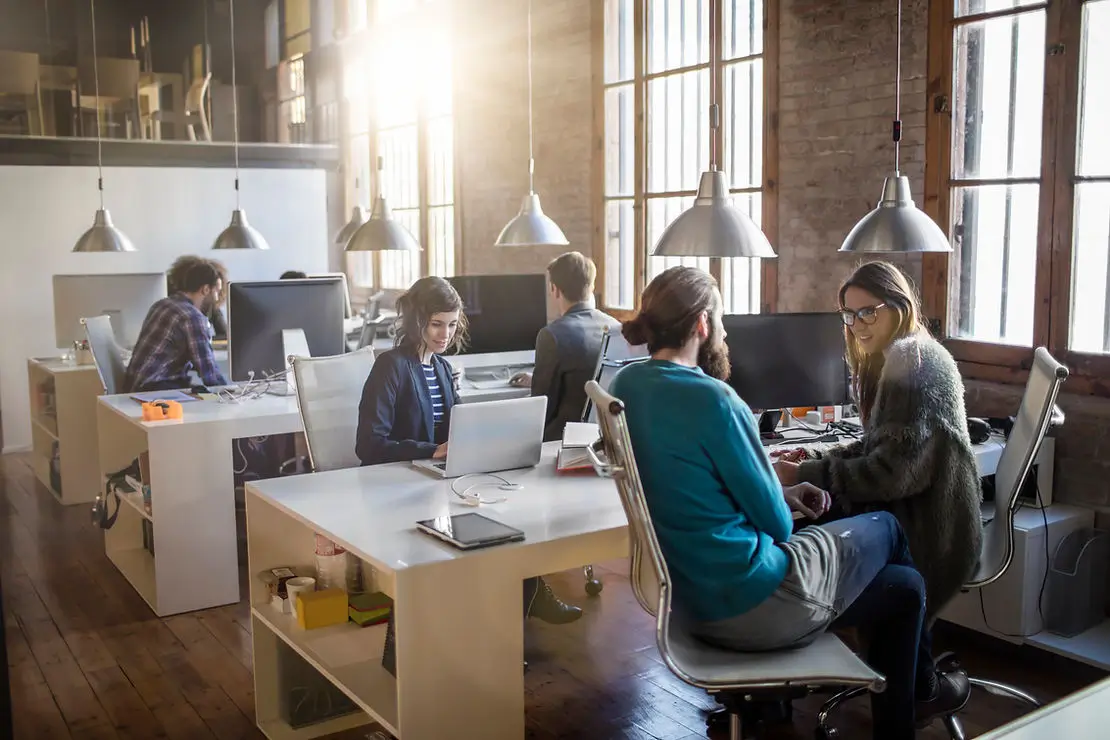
top-left (280, 270), bottom-right (308, 280)
top-left (167, 255), bottom-right (228, 339)
top-left (355, 276), bottom-right (582, 625)
top-left (609, 266), bottom-right (968, 739)
top-left (125, 259), bottom-right (228, 392)
top-left (776, 261), bottom-right (981, 622)
top-left (510, 252), bottom-right (620, 441)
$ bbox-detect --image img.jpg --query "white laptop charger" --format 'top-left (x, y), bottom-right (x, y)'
top-left (451, 474), bottom-right (523, 506)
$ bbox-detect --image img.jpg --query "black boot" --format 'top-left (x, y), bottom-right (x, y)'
top-left (525, 577), bottom-right (582, 624)
top-left (916, 668), bottom-right (971, 727)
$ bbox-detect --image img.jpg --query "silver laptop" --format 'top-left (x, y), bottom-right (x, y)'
top-left (413, 395), bottom-right (547, 478)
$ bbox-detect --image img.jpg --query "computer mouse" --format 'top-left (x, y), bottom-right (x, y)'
top-left (967, 417), bottom-right (991, 445)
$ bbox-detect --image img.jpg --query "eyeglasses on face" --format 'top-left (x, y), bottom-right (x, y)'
top-left (839, 304), bottom-right (886, 326)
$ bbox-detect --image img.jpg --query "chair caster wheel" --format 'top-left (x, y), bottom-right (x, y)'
top-left (585, 579), bottom-right (603, 596)
top-left (815, 727), bottom-right (838, 740)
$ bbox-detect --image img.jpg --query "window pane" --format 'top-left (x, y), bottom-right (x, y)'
top-left (428, 205), bottom-right (455, 277)
top-left (646, 196), bottom-right (710, 280)
top-left (604, 0), bottom-right (635, 83)
top-left (648, 69), bottom-right (709, 193)
top-left (605, 84), bottom-right (635, 197)
top-left (955, 0), bottom-right (1044, 18)
top-left (427, 116), bottom-right (453, 207)
top-left (648, 0), bottom-right (709, 74)
top-left (721, 192), bottom-right (763, 314)
top-left (723, 0), bottom-right (763, 59)
top-left (949, 184), bottom-right (1039, 345)
top-left (1069, 183), bottom-right (1110, 353)
top-left (345, 251), bottom-right (375, 288)
top-left (374, 21), bottom-right (419, 128)
top-left (379, 125), bottom-right (419, 210)
top-left (381, 209), bottom-right (421, 289)
top-left (951, 10), bottom-right (1045, 180)
top-left (284, 0), bottom-right (311, 38)
top-left (604, 199), bottom-right (636, 309)
top-left (1077, 0), bottom-right (1110, 177)
top-left (723, 58), bottom-right (763, 189)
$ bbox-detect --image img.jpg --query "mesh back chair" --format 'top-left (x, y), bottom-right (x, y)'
top-left (583, 380), bottom-right (885, 739)
top-left (816, 347), bottom-right (1067, 740)
top-left (290, 346), bottom-right (375, 472)
top-left (82, 316), bottom-right (127, 395)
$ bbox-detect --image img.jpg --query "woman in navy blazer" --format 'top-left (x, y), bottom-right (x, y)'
top-left (354, 276), bottom-right (582, 625)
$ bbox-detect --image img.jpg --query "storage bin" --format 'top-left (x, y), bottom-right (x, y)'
top-left (1045, 528), bottom-right (1110, 637)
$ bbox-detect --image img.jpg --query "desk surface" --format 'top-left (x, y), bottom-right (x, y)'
top-left (976, 676), bottom-right (1110, 738)
top-left (244, 442), bottom-right (625, 575)
top-left (98, 389), bottom-right (300, 428)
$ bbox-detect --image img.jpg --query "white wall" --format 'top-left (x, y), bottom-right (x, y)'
top-left (0, 164), bottom-right (331, 452)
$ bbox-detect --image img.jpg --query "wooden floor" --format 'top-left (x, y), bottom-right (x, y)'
top-left (2, 451), bottom-right (1106, 740)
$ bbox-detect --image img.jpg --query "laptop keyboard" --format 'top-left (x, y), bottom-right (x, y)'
top-left (431, 461), bottom-right (447, 470)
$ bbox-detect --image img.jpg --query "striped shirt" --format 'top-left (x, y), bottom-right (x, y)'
top-left (422, 363), bottom-right (445, 426)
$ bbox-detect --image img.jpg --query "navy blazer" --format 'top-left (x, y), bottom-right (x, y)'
top-left (355, 346), bottom-right (460, 465)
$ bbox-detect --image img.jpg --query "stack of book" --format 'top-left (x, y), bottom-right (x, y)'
top-left (557, 422), bottom-right (601, 474)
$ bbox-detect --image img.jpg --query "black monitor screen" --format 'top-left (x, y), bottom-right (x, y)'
top-left (228, 278), bottom-right (346, 381)
top-left (448, 274), bottom-right (548, 354)
top-left (723, 312), bottom-right (850, 410)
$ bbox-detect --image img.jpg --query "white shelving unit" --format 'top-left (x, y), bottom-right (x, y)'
top-left (26, 357), bottom-right (103, 505)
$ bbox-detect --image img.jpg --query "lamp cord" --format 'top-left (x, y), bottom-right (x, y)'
top-left (526, 0), bottom-right (535, 195)
top-left (89, 0), bottom-right (104, 210)
top-left (893, 0), bottom-right (902, 175)
top-left (230, 0), bottom-right (241, 210)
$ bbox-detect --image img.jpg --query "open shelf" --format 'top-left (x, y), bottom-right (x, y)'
top-left (251, 606), bottom-right (398, 736)
top-left (257, 715), bottom-right (372, 740)
top-left (109, 478), bottom-right (153, 523)
top-left (107, 546), bottom-right (157, 611)
top-left (1027, 620), bottom-right (1110, 672)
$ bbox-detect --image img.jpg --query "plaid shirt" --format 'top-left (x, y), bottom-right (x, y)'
top-left (123, 294), bottom-right (228, 392)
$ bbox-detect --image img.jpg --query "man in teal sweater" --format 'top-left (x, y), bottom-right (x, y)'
top-left (609, 267), bottom-right (969, 739)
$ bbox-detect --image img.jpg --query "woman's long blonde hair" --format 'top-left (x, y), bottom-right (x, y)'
top-left (839, 261), bottom-right (922, 423)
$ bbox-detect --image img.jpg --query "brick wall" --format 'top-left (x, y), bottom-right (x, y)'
top-left (454, 0), bottom-right (594, 277)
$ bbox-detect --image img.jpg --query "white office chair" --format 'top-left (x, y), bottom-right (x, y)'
top-left (82, 316), bottom-right (127, 395)
top-left (816, 347), bottom-right (1067, 739)
top-left (583, 380), bottom-right (885, 739)
top-left (290, 347), bottom-right (375, 472)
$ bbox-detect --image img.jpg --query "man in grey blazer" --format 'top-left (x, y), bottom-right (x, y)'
top-left (512, 252), bottom-right (621, 441)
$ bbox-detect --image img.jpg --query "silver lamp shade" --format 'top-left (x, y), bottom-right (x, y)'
top-left (345, 195), bottom-right (421, 253)
top-left (494, 193), bottom-right (569, 248)
top-left (212, 208), bottom-right (270, 250)
top-left (652, 171), bottom-right (776, 259)
top-left (839, 175), bottom-right (952, 254)
top-left (335, 206), bottom-right (367, 246)
top-left (73, 209), bottom-right (136, 253)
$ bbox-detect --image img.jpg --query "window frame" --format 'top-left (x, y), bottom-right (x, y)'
top-left (924, 0), bottom-right (1110, 394)
top-left (337, 0), bottom-right (461, 290)
top-left (592, 0), bottom-right (779, 319)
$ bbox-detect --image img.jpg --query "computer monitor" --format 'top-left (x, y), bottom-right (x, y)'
top-left (52, 273), bottom-right (168, 349)
top-left (722, 312), bottom-right (850, 410)
top-left (308, 272), bottom-right (353, 318)
top-left (447, 274), bottom-right (548, 355)
top-left (227, 278), bottom-right (347, 381)
top-left (581, 329), bottom-right (650, 424)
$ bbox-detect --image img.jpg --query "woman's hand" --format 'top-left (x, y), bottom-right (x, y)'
top-left (783, 483), bottom-right (831, 519)
top-left (433, 442), bottom-right (449, 460)
top-left (773, 458), bottom-right (801, 486)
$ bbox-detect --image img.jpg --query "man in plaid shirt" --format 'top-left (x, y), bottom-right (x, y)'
top-left (124, 259), bottom-right (229, 392)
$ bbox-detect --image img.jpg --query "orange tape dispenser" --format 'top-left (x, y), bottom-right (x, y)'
top-left (142, 400), bottom-right (183, 421)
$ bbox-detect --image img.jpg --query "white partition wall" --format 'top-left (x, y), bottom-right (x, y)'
top-left (0, 164), bottom-right (331, 452)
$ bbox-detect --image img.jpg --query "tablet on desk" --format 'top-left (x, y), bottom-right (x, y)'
top-left (416, 513), bottom-right (525, 550)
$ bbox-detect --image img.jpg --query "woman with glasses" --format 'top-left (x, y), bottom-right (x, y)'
top-left (773, 260), bottom-right (981, 715)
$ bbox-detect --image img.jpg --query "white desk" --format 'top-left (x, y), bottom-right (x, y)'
top-left (95, 355), bottom-right (537, 617)
top-left (244, 443), bottom-right (627, 739)
top-left (975, 675), bottom-right (1110, 738)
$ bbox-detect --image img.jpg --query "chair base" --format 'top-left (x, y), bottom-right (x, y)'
top-left (814, 674), bottom-right (1040, 739)
top-left (583, 564), bottom-right (604, 596)
top-left (708, 690), bottom-right (807, 739)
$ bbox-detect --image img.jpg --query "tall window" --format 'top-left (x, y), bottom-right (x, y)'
top-left (342, 0), bottom-right (455, 290)
top-left (925, 0), bottom-right (1110, 385)
top-left (600, 0), bottom-right (768, 313)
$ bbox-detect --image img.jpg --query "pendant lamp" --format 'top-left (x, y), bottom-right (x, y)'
top-left (213, 0), bottom-right (269, 250)
top-left (335, 178), bottom-right (368, 246)
top-left (651, 48), bottom-right (773, 258)
top-left (345, 157), bottom-right (422, 253)
top-left (494, 0), bottom-right (568, 248)
top-left (73, 0), bottom-right (136, 253)
top-left (839, 0), bottom-right (951, 254)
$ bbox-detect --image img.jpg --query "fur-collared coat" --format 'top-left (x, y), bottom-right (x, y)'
top-left (798, 330), bottom-right (982, 618)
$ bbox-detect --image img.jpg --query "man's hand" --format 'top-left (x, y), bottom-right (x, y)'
top-left (773, 458), bottom-right (801, 486)
top-left (510, 372), bottom-right (532, 388)
top-left (433, 442), bottom-right (449, 460)
top-left (783, 483), bottom-right (831, 520)
top-left (770, 447), bottom-right (807, 463)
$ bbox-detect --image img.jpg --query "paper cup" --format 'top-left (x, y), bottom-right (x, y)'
top-left (286, 576), bottom-right (316, 619)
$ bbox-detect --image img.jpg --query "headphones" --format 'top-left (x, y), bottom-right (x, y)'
top-left (450, 473), bottom-right (523, 506)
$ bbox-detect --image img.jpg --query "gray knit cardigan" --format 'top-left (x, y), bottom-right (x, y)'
top-left (798, 330), bottom-right (983, 618)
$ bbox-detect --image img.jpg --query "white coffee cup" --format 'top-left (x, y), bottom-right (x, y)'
top-left (285, 576), bottom-right (316, 620)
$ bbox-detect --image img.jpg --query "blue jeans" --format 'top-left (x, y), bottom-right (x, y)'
top-left (825, 512), bottom-right (932, 740)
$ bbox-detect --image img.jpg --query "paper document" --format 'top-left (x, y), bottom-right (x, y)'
top-left (130, 390), bottom-right (199, 404)
top-left (562, 422), bottom-right (600, 448)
